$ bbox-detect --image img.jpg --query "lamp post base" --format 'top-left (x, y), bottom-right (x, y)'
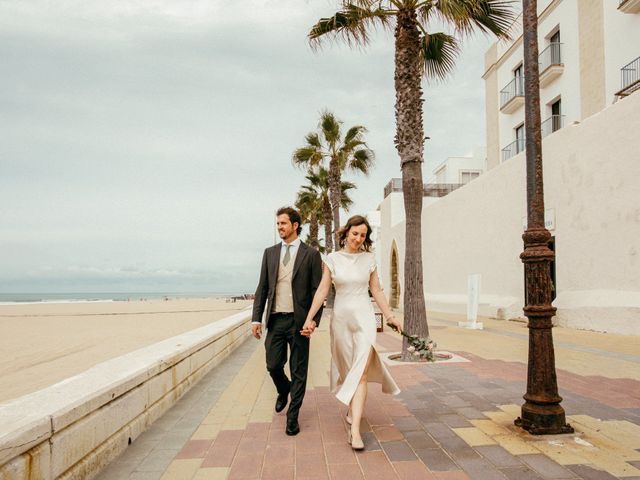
top-left (515, 402), bottom-right (574, 435)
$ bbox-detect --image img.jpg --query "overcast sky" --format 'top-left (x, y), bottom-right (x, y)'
top-left (0, 0), bottom-right (498, 294)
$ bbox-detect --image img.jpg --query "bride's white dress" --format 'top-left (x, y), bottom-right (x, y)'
top-left (324, 251), bottom-right (400, 405)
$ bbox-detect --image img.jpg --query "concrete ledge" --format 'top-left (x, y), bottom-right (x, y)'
top-left (0, 308), bottom-right (253, 479)
top-left (555, 290), bottom-right (640, 335)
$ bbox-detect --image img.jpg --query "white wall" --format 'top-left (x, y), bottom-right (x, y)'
top-left (378, 193), bottom-right (406, 308)
top-left (603, 2), bottom-right (640, 101)
top-left (497, 0), bottom-right (581, 156)
top-left (378, 92), bottom-right (640, 335)
top-left (539, 0), bottom-right (580, 121)
top-left (366, 210), bottom-right (382, 272)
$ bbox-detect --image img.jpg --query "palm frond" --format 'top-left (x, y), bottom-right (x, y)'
top-left (431, 0), bottom-right (516, 39)
top-left (309, 3), bottom-right (394, 49)
top-left (349, 148), bottom-right (375, 174)
top-left (340, 181), bottom-right (357, 210)
top-left (305, 132), bottom-right (321, 148)
top-left (319, 110), bottom-right (341, 145)
top-left (419, 32), bottom-right (460, 80)
top-left (340, 138), bottom-right (367, 155)
top-left (292, 146), bottom-right (323, 168)
top-left (342, 125), bottom-right (367, 145)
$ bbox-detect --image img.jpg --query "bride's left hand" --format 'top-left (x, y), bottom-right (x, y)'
top-left (300, 319), bottom-right (316, 337)
top-left (387, 317), bottom-right (403, 334)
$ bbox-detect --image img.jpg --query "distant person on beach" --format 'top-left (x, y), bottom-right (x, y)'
top-left (252, 206), bottom-right (323, 436)
top-left (301, 215), bottom-right (403, 450)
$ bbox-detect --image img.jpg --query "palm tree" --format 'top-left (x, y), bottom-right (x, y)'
top-left (309, 0), bottom-right (514, 357)
top-left (296, 185), bottom-right (322, 250)
top-left (296, 167), bottom-right (356, 252)
top-left (292, 110), bottom-right (374, 250)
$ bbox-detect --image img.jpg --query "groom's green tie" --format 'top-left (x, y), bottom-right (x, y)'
top-left (283, 245), bottom-right (291, 266)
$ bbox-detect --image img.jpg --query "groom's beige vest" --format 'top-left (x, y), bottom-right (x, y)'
top-left (272, 249), bottom-right (295, 313)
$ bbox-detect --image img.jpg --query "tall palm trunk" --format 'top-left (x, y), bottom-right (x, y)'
top-left (329, 156), bottom-right (342, 249)
top-left (323, 197), bottom-right (334, 252)
top-left (395, 8), bottom-right (429, 359)
top-left (309, 211), bottom-right (320, 250)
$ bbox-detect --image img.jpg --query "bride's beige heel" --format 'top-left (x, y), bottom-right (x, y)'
top-left (348, 429), bottom-right (364, 451)
top-left (345, 409), bottom-right (352, 425)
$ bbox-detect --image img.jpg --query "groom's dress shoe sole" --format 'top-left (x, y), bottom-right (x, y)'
top-left (275, 393), bottom-right (288, 413)
top-left (285, 420), bottom-right (300, 436)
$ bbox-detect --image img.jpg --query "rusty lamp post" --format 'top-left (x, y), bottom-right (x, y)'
top-left (514, 0), bottom-right (574, 435)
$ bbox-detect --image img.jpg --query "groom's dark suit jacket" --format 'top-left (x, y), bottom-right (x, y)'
top-left (252, 241), bottom-right (323, 330)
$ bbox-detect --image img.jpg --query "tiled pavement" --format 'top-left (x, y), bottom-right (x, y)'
top-left (98, 311), bottom-right (640, 480)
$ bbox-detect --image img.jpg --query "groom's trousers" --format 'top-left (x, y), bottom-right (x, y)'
top-left (264, 312), bottom-right (310, 421)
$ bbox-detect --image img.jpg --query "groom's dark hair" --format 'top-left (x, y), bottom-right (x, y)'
top-left (277, 206), bottom-right (303, 235)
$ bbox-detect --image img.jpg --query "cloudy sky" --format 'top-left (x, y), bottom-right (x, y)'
top-left (0, 0), bottom-right (499, 295)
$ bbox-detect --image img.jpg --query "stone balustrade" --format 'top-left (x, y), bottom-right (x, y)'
top-left (0, 308), bottom-right (253, 480)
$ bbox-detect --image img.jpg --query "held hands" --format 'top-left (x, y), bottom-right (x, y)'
top-left (300, 319), bottom-right (317, 338)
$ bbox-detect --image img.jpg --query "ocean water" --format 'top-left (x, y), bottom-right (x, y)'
top-left (0, 292), bottom-right (237, 305)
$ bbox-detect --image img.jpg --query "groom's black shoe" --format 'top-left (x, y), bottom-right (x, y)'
top-left (285, 417), bottom-right (300, 436)
top-left (275, 392), bottom-right (288, 413)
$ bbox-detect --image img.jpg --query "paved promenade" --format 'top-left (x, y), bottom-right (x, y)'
top-left (97, 311), bottom-right (640, 480)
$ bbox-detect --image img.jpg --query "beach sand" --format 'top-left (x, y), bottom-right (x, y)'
top-left (0, 298), bottom-right (253, 403)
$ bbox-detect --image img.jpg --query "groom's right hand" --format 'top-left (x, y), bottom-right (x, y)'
top-left (251, 324), bottom-right (262, 339)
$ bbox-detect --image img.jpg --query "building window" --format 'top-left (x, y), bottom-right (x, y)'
top-left (460, 171), bottom-right (481, 184)
top-left (514, 63), bottom-right (523, 79)
top-left (542, 98), bottom-right (564, 138)
top-left (515, 123), bottom-right (525, 154)
top-left (549, 30), bottom-right (561, 65)
top-left (551, 99), bottom-right (562, 132)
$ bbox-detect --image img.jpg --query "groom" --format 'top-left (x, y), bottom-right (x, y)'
top-left (252, 206), bottom-right (323, 435)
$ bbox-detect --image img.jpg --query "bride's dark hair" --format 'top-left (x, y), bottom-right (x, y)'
top-left (337, 215), bottom-right (373, 252)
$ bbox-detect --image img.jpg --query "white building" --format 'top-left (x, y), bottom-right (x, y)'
top-left (376, 0), bottom-right (640, 335)
top-left (427, 147), bottom-right (487, 185)
top-left (484, 0), bottom-right (640, 167)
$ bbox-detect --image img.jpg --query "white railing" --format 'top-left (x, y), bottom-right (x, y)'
top-left (500, 76), bottom-right (525, 108)
top-left (539, 42), bottom-right (562, 73)
top-left (383, 178), bottom-right (465, 198)
top-left (541, 115), bottom-right (565, 138)
top-left (501, 138), bottom-right (525, 162)
top-left (620, 56), bottom-right (640, 95)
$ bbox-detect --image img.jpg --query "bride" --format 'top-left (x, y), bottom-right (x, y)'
top-left (301, 215), bottom-right (403, 450)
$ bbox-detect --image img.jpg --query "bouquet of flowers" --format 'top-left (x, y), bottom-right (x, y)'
top-left (387, 322), bottom-right (437, 362)
top-left (403, 332), bottom-right (437, 362)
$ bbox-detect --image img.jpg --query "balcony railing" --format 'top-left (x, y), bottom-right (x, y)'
top-left (616, 56), bottom-right (640, 97)
top-left (383, 178), bottom-right (464, 199)
top-left (500, 76), bottom-right (525, 110)
top-left (539, 42), bottom-right (562, 73)
top-left (423, 183), bottom-right (464, 197)
top-left (501, 138), bottom-right (525, 162)
top-left (541, 115), bottom-right (565, 138)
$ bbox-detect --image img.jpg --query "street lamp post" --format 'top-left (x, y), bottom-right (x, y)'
top-left (514, 0), bottom-right (574, 435)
